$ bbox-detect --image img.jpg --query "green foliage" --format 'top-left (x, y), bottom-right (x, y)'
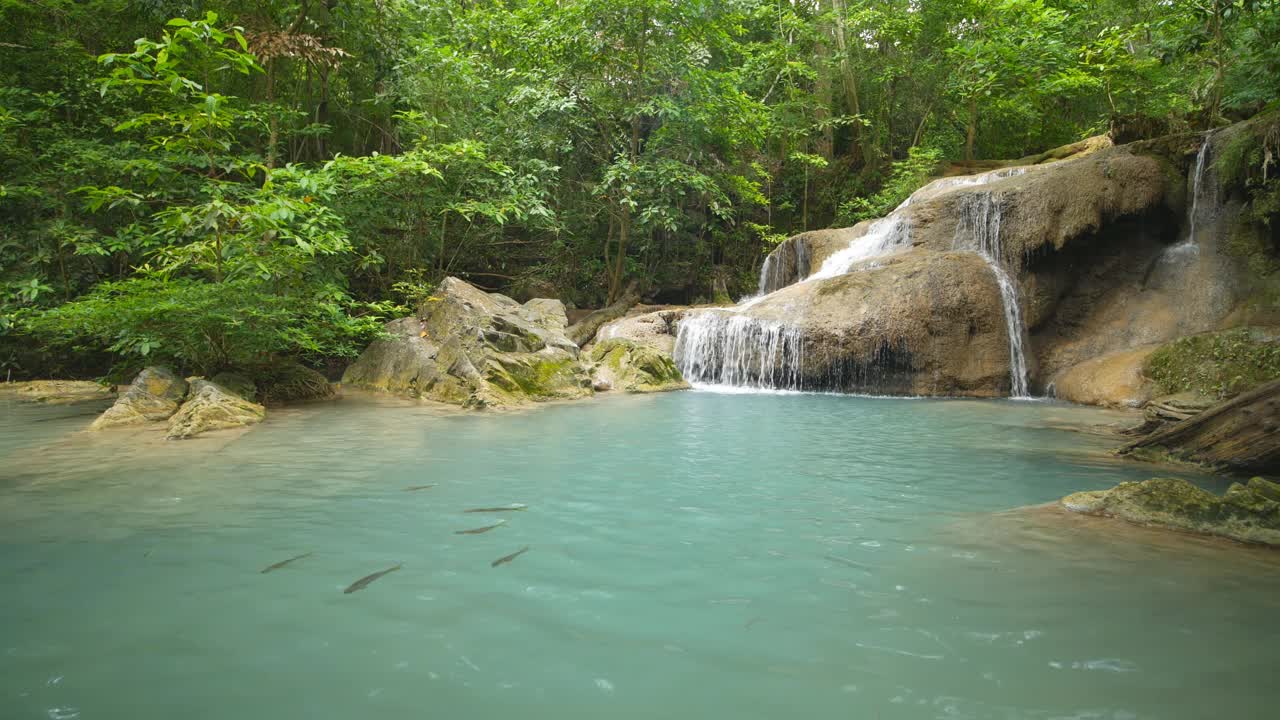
top-left (3, 1), bottom-right (1280, 378)
top-left (1146, 328), bottom-right (1280, 399)
top-left (837, 147), bottom-right (943, 224)
top-left (27, 277), bottom-right (387, 376)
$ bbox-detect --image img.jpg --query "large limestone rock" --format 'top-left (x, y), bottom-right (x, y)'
top-left (1, 380), bottom-right (114, 405)
top-left (166, 378), bottom-right (265, 439)
top-left (595, 308), bottom-right (686, 355)
top-left (1061, 477), bottom-right (1280, 546)
top-left (1118, 378), bottom-right (1280, 473)
top-left (679, 250), bottom-right (1013, 395)
top-left (342, 277), bottom-right (592, 408)
top-left (588, 339), bottom-right (688, 393)
top-left (1051, 347), bottom-right (1156, 408)
top-left (90, 367), bottom-right (188, 430)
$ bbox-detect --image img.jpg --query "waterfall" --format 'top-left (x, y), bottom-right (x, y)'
top-left (758, 238), bottom-right (811, 295)
top-left (807, 216), bottom-right (910, 281)
top-left (1187, 134), bottom-right (1212, 246)
top-left (680, 165), bottom-right (1034, 393)
top-left (953, 192), bottom-right (1031, 398)
top-left (674, 312), bottom-right (806, 390)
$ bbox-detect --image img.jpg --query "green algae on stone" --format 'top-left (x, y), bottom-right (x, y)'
top-left (1061, 477), bottom-right (1280, 546)
top-left (1145, 327), bottom-right (1280, 400)
top-left (588, 339), bottom-right (688, 394)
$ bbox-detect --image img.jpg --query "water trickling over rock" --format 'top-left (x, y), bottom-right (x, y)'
top-left (952, 191), bottom-right (1031, 398)
top-left (758, 237), bottom-right (811, 295)
top-left (676, 166), bottom-right (1036, 394)
top-left (674, 312), bottom-right (807, 390)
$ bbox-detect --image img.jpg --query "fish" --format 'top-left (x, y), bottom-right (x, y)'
top-left (490, 546), bottom-right (530, 568)
top-left (455, 520), bottom-right (506, 535)
top-left (403, 484), bottom-right (436, 492)
top-left (823, 554), bottom-right (872, 571)
top-left (465, 504), bottom-right (527, 513)
top-left (260, 552), bottom-right (312, 574)
top-left (343, 563), bottom-right (402, 594)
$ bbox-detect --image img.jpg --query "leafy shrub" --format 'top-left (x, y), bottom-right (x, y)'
top-left (27, 277), bottom-right (387, 376)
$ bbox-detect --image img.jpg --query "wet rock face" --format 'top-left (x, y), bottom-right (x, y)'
top-left (166, 378), bottom-right (265, 440)
top-left (1051, 347), bottom-right (1156, 408)
top-left (342, 277), bottom-right (592, 408)
top-left (676, 250), bottom-right (1013, 396)
top-left (588, 339), bottom-right (688, 394)
top-left (1061, 477), bottom-right (1280, 547)
top-left (90, 367), bottom-right (188, 430)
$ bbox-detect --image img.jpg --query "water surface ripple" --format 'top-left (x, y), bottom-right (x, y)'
top-left (2, 391), bottom-right (1276, 720)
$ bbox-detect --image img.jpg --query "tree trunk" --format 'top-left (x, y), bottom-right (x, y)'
top-left (965, 98), bottom-right (978, 162)
top-left (567, 280), bottom-right (642, 347)
top-left (1118, 379), bottom-right (1280, 473)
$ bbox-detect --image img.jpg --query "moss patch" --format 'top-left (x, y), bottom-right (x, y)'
top-left (1146, 327), bottom-right (1280, 399)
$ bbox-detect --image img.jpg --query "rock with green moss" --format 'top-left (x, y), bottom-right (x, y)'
top-left (1, 380), bottom-right (114, 405)
top-left (253, 363), bottom-right (335, 405)
top-left (588, 338), bottom-right (689, 394)
top-left (1145, 327), bottom-right (1280, 400)
top-left (166, 378), bottom-right (265, 439)
top-left (342, 277), bottom-right (592, 408)
top-left (1061, 476), bottom-right (1280, 546)
top-left (90, 366), bottom-right (188, 430)
top-left (210, 371), bottom-right (258, 402)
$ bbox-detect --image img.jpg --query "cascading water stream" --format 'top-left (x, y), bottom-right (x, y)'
top-left (677, 166), bottom-right (1032, 392)
top-left (1187, 133), bottom-right (1212, 246)
top-left (953, 192), bottom-right (1031, 398)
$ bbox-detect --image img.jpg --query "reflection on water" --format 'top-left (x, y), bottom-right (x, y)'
top-left (1, 390), bottom-right (1276, 720)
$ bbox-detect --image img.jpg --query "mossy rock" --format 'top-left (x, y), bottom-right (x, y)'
top-left (1061, 477), bottom-right (1280, 546)
top-left (588, 338), bottom-right (689, 394)
top-left (343, 277), bottom-right (591, 409)
top-left (1145, 327), bottom-right (1280, 400)
top-left (251, 363), bottom-right (335, 406)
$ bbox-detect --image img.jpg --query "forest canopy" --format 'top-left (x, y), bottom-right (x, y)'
top-left (2, 0), bottom-right (1277, 379)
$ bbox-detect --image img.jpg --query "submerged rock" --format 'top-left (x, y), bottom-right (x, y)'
top-left (342, 277), bottom-right (592, 408)
top-left (588, 339), bottom-right (689, 393)
top-left (1061, 477), bottom-right (1280, 546)
top-left (90, 367), bottom-right (188, 430)
top-left (166, 378), bottom-right (265, 439)
top-left (1118, 378), bottom-right (1280, 473)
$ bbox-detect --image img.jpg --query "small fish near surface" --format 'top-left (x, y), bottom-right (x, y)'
top-left (403, 484), bottom-right (436, 492)
top-left (465, 504), bottom-right (527, 514)
top-left (455, 520), bottom-right (506, 535)
top-left (344, 563), bottom-right (402, 594)
top-left (261, 552), bottom-right (313, 574)
top-left (491, 546), bottom-right (530, 568)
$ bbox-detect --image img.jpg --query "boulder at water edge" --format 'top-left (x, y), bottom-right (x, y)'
top-left (90, 366), bottom-right (188, 430)
top-left (342, 277), bottom-right (592, 408)
top-left (588, 338), bottom-right (688, 393)
top-left (1061, 477), bottom-right (1280, 546)
top-left (1, 380), bottom-right (115, 405)
top-left (594, 308), bottom-right (685, 355)
top-left (679, 250), bottom-right (1013, 395)
top-left (166, 378), bottom-right (265, 440)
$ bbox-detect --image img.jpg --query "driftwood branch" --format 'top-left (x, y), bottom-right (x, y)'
top-left (566, 281), bottom-right (641, 347)
top-left (1118, 378), bottom-right (1280, 473)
